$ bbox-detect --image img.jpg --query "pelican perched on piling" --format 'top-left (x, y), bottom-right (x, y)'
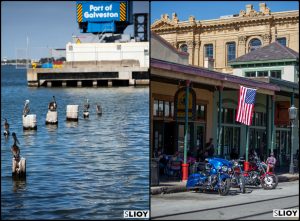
top-left (23, 100), bottom-right (30, 117)
top-left (96, 104), bottom-right (102, 115)
top-left (4, 118), bottom-right (10, 136)
top-left (48, 96), bottom-right (57, 111)
top-left (11, 132), bottom-right (20, 161)
top-left (83, 99), bottom-right (90, 118)
top-left (84, 99), bottom-right (90, 112)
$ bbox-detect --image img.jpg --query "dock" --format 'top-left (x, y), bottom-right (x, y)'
top-left (27, 60), bottom-right (149, 87)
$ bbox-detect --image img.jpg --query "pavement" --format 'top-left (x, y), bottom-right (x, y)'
top-left (151, 172), bottom-right (299, 195)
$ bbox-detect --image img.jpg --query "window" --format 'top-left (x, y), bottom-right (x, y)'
top-left (196, 104), bottom-right (206, 120)
top-left (180, 44), bottom-right (188, 53)
top-left (277, 37), bottom-right (286, 47)
top-left (154, 100), bottom-right (158, 116)
top-left (245, 71), bottom-right (256, 77)
top-left (164, 101), bottom-right (170, 117)
top-left (204, 44), bottom-right (213, 58)
top-left (257, 71), bottom-right (268, 77)
top-left (223, 108), bottom-right (234, 124)
top-left (249, 38), bottom-right (262, 52)
top-left (154, 99), bottom-right (174, 118)
top-left (253, 112), bottom-right (266, 126)
top-left (227, 42), bottom-right (236, 63)
top-left (270, 70), bottom-right (281, 79)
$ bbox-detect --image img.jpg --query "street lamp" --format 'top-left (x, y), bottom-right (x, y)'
top-left (288, 105), bottom-right (298, 174)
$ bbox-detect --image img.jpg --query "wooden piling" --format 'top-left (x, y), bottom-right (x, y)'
top-left (12, 157), bottom-right (26, 179)
top-left (66, 105), bottom-right (79, 121)
top-left (23, 114), bottom-right (37, 130)
top-left (45, 111), bottom-right (58, 124)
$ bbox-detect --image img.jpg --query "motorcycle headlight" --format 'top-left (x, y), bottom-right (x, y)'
top-left (228, 167), bottom-right (232, 172)
top-left (221, 166), bottom-right (228, 172)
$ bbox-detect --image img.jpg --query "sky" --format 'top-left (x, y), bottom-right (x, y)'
top-left (151, 1), bottom-right (299, 23)
top-left (1, 1), bottom-right (149, 60)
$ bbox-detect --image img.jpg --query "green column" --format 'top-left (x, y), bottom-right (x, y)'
top-left (271, 95), bottom-right (275, 153)
top-left (217, 86), bottom-right (223, 156)
top-left (184, 82), bottom-right (190, 164)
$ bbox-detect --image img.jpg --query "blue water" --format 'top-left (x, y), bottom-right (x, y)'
top-left (1, 65), bottom-right (150, 220)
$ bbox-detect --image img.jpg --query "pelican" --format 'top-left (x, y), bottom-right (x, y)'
top-left (11, 132), bottom-right (20, 160)
top-left (96, 104), bottom-right (102, 115)
top-left (48, 96), bottom-right (57, 111)
top-left (84, 99), bottom-right (90, 112)
top-left (4, 118), bottom-right (10, 136)
top-left (23, 100), bottom-right (30, 117)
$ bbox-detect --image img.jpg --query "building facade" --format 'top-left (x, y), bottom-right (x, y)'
top-left (151, 3), bottom-right (299, 73)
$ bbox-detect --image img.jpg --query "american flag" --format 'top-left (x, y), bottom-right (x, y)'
top-left (236, 86), bottom-right (257, 126)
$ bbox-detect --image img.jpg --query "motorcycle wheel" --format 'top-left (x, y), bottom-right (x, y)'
top-left (239, 175), bottom-right (246, 193)
top-left (261, 174), bottom-right (278, 190)
top-left (218, 178), bottom-right (231, 196)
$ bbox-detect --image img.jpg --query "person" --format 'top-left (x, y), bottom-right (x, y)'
top-left (249, 148), bottom-right (258, 162)
top-left (230, 148), bottom-right (239, 160)
top-left (266, 152), bottom-right (276, 173)
top-left (157, 150), bottom-right (168, 176)
top-left (167, 151), bottom-right (182, 176)
top-left (205, 138), bottom-right (214, 157)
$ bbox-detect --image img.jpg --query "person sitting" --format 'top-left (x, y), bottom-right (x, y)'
top-left (266, 152), bottom-right (276, 173)
top-left (167, 151), bottom-right (182, 177)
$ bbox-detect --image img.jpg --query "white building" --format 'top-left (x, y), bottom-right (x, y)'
top-left (66, 41), bottom-right (149, 68)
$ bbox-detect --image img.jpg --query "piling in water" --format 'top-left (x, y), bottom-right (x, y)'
top-left (83, 111), bottom-right (89, 118)
top-left (12, 157), bottom-right (26, 179)
top-left (46, 111), bottom-right (58, 124)
top-left (66, 105), bottom-right (79, 121)
top-left (23, 114), bottom-right (37, 130)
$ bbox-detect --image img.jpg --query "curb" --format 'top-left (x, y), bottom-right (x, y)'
top-left (151, 175), bottom-right (299, 195)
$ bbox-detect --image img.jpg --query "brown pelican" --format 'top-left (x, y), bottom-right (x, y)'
top-left (96, 104), bottom-right (102, 115)
top-left (4, 118), bottom-right (10, 136)
top-left (48, 96), bottom-right (57, 111)
top-left (11, 132), bottom-right (20, 161)
top-left (23, 100), bottom-right (30, 117)
top-left (83, 99), bottom-right (90, 112)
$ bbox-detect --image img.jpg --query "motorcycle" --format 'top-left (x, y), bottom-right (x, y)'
top-left (240, 157), bottom-right (278, 190)
top-left (186, 158), bottom-right (231, 196)
top-left (229, 159), bottom-right (246, 193)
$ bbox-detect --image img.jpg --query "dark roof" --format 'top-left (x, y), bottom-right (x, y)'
top-left (230, 41), bottom-right (299, 64)
top-left (151, 58), bottom-right (280, 93)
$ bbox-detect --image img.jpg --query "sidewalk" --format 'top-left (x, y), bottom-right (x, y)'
top-left (151, 172), bottom-right (299, 195)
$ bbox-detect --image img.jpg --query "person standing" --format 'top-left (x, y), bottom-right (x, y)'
top-left (206, 138), bottom-right (215, 157)
top-left (266, 152), bottom-right (276, 173)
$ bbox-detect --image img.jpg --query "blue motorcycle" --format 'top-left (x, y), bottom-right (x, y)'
top-left (186, 158), bottom-right (232, 196)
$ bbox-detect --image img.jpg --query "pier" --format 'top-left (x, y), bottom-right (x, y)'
top-left (27, 60), bottom-right (149, 87)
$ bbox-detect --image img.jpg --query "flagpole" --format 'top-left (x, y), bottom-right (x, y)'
top-left (245, 125), bottom-right (249, 162)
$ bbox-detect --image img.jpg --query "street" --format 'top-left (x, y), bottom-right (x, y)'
top-left (151, 181), bottom-right (299, 220)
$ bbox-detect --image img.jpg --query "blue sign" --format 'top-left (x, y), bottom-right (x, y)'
top-left (79, 2), bottom-right (125, 22)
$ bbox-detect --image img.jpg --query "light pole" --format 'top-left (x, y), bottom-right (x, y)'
top-left (288, 105), bottom-right (298, 174)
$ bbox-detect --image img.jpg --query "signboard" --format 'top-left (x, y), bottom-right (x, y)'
top-left (77, 1), bottom-right (127, 22)
top-left (174, 87), bottom-right (196, 120)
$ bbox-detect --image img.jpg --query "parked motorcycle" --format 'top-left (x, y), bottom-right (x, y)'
top-left (230, 159), bottom-right (246, 193)
top-left (186, 158), bottom-right (232, 196)
top-left (240, 157), bottom-right (278, 190)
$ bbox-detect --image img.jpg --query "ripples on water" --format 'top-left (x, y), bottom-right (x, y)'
top-left (1, 66), bottom-right (150, 220)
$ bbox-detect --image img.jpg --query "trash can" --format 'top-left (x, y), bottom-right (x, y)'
top-left (151, 158), bottom-right (159, 186)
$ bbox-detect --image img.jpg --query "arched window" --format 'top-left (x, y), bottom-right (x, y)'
top-left (249, 38), bottom-right (262, 52)
top-left (226, 42), bottom-right (236, 64)
top-left (180, 44), bottom-right (188, 53)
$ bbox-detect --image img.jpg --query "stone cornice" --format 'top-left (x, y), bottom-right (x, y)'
top-left (151, 10), bottom-right (299, 33)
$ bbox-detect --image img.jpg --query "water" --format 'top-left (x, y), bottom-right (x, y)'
top-left (1, 65), bottom-right (150, 220)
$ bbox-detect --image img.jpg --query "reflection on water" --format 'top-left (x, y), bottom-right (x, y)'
top-left (1, 66), bottom-right (149, 220)
top-left (12, 179), bottom-right (27, 193)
